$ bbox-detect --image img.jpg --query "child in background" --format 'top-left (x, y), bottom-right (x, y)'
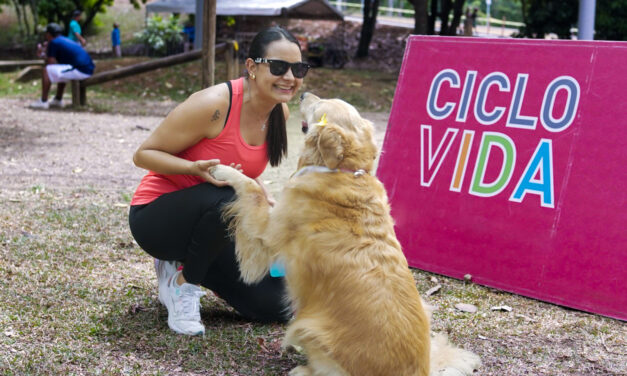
top-left (111, 23), bottom-right (121, 57)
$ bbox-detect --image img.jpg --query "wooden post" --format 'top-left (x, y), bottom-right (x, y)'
top-left (225, 40), bottom-right (239, 80)
top-left (79, 83), bottom-right (86, 106)
top-left (71, 80), bottom-right (81, 107)
top-left (201, 0), bottom-right (216, 88)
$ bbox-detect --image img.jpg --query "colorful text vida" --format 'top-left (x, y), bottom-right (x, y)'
top-left (422, 69), bottom-right (580, 209)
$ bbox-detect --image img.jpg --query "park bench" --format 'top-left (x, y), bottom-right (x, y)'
top-left (0, 60), bottom-right (44, 72)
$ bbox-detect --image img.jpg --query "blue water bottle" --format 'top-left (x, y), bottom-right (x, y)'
top-left (269, 261), bottom-right (285, 277)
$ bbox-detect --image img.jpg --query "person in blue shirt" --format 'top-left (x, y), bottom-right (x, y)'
top-left (30, 23), bottom-right (95, 109)
top-left (111, 23), bottom-right (121, 57)
top-left (68, 10), bottom-right (86, 46)
top-left (183, 20), bottom-right (195, 51)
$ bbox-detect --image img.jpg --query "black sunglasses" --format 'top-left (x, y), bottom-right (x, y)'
top-left (254, 58), bottom-right (310, 78)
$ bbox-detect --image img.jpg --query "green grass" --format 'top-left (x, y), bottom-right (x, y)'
top-left (0, 189), bottom-right (306, 375)
top-left (0, 70), bottom-right (41, 98)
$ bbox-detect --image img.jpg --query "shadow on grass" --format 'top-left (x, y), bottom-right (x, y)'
top-left (92, 292), bottom-right (302, 374)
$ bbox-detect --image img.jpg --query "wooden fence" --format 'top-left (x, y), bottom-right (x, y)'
top-left (71, 41), bottom-right (239, 106)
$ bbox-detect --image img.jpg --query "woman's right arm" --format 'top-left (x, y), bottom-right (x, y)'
top-left (133, 84), bottom-right (231, 186)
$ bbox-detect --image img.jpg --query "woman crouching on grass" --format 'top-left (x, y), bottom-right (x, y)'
top-left (128, 26), bottom-right (310, 335)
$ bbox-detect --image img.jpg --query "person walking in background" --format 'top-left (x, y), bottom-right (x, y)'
top-left (29, 23), bottom-right (95, 109)
top-left (111, 23), bottom-right (121, 57)
top-left (68, 9), bottom-right (86, 46)
top-left (464, 8), bottom-right (473, 36)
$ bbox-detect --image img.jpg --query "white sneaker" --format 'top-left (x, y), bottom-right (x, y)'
top-left (29, 99), bottom-right (49, 109)
top-left (49, 98), bottom-right (64, 108)
top-left (155, 259), bottom-right (180, 306)
top-left (161, 270), bottom-right (206, 336)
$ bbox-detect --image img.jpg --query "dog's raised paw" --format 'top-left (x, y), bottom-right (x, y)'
top-left (210, 164), bottom-right (241, 183)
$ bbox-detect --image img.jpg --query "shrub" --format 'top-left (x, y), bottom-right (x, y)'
top-left (134, 15), bottom-right (183, 56)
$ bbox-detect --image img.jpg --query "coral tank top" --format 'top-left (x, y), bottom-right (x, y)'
top-left (131, 77), bottom-right (268, 205)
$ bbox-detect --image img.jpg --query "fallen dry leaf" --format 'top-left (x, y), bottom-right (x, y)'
top-left (425, 284), bottom-right (442, 296)
top-left (455, 303), bottom-right (478, 313)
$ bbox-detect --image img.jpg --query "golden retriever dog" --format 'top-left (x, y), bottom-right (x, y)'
top-left (210, 93), bottom-right (480, 376)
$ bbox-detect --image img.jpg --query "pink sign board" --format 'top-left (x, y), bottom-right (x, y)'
top-left (377, 37), bottom-right (626, 320)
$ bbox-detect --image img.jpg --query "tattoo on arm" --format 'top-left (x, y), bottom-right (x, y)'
top-left (211, 110), bottom-right (220, 121)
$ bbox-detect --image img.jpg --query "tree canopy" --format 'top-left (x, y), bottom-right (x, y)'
top-left (521, 0), bottom-right (627, 40)
top-left (4, 0), bottom-right (146, 39)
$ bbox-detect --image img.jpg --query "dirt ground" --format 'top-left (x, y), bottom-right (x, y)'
top-left (0, 99), bottom-right (388, 198)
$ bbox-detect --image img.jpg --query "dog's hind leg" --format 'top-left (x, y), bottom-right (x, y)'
top-left (284, 319), bottom-right (349, 376)
top-left (210, 165), bottom-right (276, 284)
top-left (289, 351), bottom-right (349, 376)
top-left (289, 366), bottom-right (313, 376)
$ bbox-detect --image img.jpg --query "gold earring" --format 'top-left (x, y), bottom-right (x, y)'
top-left (250, 72), bottom-right (255, 80)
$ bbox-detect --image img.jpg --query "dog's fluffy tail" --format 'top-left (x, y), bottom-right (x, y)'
top-left (429, 333), bottom-right (481, 376)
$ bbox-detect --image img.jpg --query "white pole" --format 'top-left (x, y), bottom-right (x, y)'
top-left (194, 0), bottom-right (202, 50)
top-left (486, 0), bottom-right (491, 35)
top-left (578, 0), bottom-right (596, 40)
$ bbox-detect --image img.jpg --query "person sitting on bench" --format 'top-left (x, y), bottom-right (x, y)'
top-left (30, 23), bottom-right (95, 109)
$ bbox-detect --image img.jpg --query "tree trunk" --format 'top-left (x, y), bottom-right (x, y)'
top-left (84, 0), bottom-right (107, 32)
top-left (29, 0), bottom-right (39, 36)
top-left (356, 0), bottom-right (380, 58)
top-left (409, 0), bottom-right (428, 35)
top-left (20, 3), bottom-right (31, 38)
top-left (450, 0), bottom-right (466, 35)
top-left (427, 0), bottom-right (437, 35)
top-left (11, 0), bottom-right (25, 38)
top-left (440, 0), bottom-right (452, 35)
top-left (520, 0), bottom-right (529, 37)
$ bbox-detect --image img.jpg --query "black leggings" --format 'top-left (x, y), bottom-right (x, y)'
top-left (128, 182), bottom-right (290, 323)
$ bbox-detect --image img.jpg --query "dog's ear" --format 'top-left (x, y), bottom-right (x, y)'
top-left (317, 124), bottom-right (346, 169)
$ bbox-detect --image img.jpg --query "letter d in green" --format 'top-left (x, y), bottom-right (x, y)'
top-left (469, 132), bottom-right (516, 197)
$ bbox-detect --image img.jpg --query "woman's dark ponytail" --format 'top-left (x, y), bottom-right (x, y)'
top-left (266, 104), bottom-right (287, 166)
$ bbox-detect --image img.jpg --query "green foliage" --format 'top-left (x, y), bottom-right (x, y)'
top-left (521, 0), bottom-right (627, 40)
top-left (37, 0), bottom-right (77, 25)
top-left (596, 0), bottom-right (627, 40)
top-left (37, 0), bottom-right (146, 36)
top-left (466, 0), bottom-right (523, 22)
top-left (134, 15), bottom-right (183, 56)
top-left (521, 0), bottom-right (578, 39)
